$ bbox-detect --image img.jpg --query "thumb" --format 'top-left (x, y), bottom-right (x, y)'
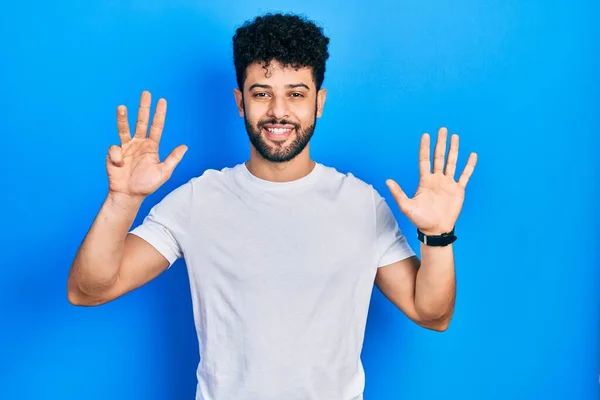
top-left (385, 179), bottom-right (412, 216)
top-left (107, 145), bottom-right (124, 167)
top-left (161, 145), bottom-right (188, 175)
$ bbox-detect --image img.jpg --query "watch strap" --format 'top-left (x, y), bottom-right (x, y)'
top-left (417, 227), bottom-right (457, 246)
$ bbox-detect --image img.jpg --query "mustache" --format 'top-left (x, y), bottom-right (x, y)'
top-left (257, 119), bottom-right (300, 130)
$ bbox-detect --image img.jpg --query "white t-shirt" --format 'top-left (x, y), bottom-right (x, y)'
top-left (130, 161), bottom-right (415, 400)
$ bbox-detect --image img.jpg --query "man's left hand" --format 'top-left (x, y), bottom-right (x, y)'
top-left (386, 127), bottom-right (478, 235)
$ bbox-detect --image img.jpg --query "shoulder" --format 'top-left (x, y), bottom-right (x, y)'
top-left (156, 163), bottom-right (242, 206)
top-left (317, 163), bottom-right (379, 200)
top-left (177, 163), bottom-right (243, 192)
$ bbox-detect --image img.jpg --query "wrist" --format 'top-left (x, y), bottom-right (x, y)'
top-left (418, 226), bottom-right (453, 236)
top-left (107, 191), bottom-right (145, 211)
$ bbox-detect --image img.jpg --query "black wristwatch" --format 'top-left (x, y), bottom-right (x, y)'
top-left (417, 227), bottom-right (457, 246)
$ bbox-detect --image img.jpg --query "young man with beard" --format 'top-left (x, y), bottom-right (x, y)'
top-left (67, 12), bottom-right (477, 400)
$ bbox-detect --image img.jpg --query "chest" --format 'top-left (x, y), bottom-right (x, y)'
top-left (183, 194), bottom-right (376, 291)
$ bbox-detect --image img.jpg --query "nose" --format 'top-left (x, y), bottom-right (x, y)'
top-left (266, 96), bottom-right (290, 120)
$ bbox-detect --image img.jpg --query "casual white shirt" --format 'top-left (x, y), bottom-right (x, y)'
top-left (130, 161), bottom-right (415, 400)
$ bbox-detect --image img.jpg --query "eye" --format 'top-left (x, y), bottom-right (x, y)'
top-left (290, 92), bottom-right (304, 98)
top-left (253, 92), bottom-right (270, 98)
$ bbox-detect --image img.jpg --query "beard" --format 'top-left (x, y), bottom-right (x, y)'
top-left (243, 103), bottom-right (317, 163)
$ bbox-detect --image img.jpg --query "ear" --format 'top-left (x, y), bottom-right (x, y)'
top-left (233, 88), bottom-right (244, 117)
top-left (316, 88), bottom-right (327, 118)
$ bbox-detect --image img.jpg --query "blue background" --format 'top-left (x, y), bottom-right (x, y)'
top-left (1, 1), bottom-right (598, 399)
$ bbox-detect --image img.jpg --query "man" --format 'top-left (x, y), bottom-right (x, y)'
top-left (67, 12), bottom-right (477, 400)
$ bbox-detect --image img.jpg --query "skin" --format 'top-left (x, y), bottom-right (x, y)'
top-left (233, 60), bottom-right (327, 182)
top-left (67, 58), bottom-right (478, 335)
top-left (381, 130), bottom-right (477, 331)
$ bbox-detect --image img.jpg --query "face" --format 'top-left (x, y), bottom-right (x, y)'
top-left (234, 60), bottom-right (327, 163)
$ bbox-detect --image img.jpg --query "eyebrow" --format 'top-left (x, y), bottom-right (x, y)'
top-left (248, 83), bottom-right (310, 91)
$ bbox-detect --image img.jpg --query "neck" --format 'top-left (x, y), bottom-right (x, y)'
top-left (245, 147), bottom-right (315, 183)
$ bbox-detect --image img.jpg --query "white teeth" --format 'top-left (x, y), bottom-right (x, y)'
top-left (267, 128), bottom-right (292, 135)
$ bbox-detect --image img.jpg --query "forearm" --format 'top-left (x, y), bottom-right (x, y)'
top-left (414, 243), bottom-right (456, 320)
top-left (69, 192), bottom-right (143, 296)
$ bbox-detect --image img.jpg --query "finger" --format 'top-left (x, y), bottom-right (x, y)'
top-left (148, 98), bottom-right (167, 144)
top-left (458, 152), bottom-right (478, 188)
top-left (433, 127), bottom-right (448, 173)
top-left (161, 145), bottom-right (188, 177)
top-left (419, 133), bottom-right (431, 176)
top-left (116, 105), bottom-right (131, 145)
top-left (134, 90), bottom-right (152, 138)
top-left (385, 179), bottom-right (412, 217)
top-left (445, 133), bottom-right (459, 178)
top-left (107, 145), bottom-right (124, 167)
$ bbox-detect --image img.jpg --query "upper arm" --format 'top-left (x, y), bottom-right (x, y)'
top-left (70, 234), bottom-right (171, 306)
top-left (375, 257), bottom-right (453, 331)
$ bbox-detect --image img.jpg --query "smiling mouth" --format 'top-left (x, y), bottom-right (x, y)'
top-left (263, 125), bottom-right (295, 141)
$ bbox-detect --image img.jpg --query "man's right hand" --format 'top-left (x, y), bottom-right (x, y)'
top-left (106, 90), bottom-right (188, 202)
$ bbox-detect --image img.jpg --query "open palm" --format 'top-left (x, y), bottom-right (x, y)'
top-left (106, 91), bottom-right (188, 200)
top-left (386, 127), bottom-right (477, 235)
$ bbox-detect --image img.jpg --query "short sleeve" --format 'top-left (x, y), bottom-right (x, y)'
top-left (374, 189), bottom-right (416, 268)
top-left (129, 181), bottom-right (193, 268)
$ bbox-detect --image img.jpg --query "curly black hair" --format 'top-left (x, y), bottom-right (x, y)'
top-left (232, 12), bottom-right (330, 92)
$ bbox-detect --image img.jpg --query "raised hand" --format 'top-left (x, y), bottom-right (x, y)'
top-left (386, 127), bottom-right (477, 235)
top-left (106, 91), bottom-right (188, 201)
